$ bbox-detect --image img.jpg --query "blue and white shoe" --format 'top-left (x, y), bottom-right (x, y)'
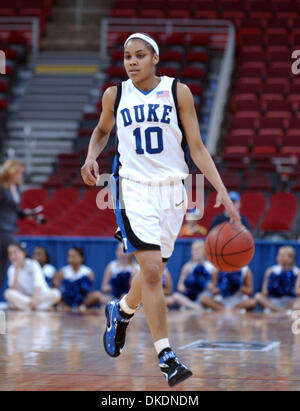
top-left (103, 300), bottom-right (133, 358)
top-left (158, 349), bottom-right (193, 387)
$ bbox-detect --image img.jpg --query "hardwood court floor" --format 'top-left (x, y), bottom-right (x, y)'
top-left (1, 308), bottom-right (300, 391)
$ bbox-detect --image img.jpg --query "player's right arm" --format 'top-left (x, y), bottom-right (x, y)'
top-left (81, 86), bottom-right (117, 186)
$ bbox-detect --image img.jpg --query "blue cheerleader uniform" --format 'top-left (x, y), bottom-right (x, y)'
top-left (108, 260), bottom-right (137, 299)
top-left (59, 264), bottom-right (94, 308)
top-left (182, 261), bottom-right (214, 301)
top-left (214, 266), bottom-right (249, 308)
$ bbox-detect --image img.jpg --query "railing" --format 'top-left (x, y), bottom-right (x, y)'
top-left (99, 18), bottom-right (235, 155)
top-left (0, 17), bottom-right (40, 56)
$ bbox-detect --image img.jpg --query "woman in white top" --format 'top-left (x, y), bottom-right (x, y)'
top-left (4, 243), bottom-right (61, 311)
top-left (54, 247), bottom-right (101, 310)
top-left (33, 246), bottom-right (57, 288)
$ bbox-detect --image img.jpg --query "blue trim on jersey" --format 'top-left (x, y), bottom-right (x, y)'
top-left (134, 85), bottom-right (156, 95)
top-left (113, 173), bottom-right (138, 254)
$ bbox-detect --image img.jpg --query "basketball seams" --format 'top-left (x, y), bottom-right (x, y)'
top-left (211, 245), bottom-right (255, 257)
top-left (205, 222), bottom-right (255, 271)
top-left (220, 226), bottom-right (247, 256)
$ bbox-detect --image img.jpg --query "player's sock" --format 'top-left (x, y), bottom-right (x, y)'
top-left (154, 338), bottom-right (170, 355)
top-left (119, 295), bottom-right (137, 316)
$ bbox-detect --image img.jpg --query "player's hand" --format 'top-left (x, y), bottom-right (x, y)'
top-left (81, 159), bottom-right (100, 186)
top-left (214, 190), bottom-right (241, 225)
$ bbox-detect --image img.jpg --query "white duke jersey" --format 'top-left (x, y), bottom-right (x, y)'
top-left (113, 76), bottom-right (190, 184)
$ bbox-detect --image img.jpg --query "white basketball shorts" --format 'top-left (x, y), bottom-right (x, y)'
top-left (111, 175), bottom-right (188, 260)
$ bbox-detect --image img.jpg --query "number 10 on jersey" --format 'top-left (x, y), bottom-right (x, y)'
top-left (133, 126), bottom-right (164, 155)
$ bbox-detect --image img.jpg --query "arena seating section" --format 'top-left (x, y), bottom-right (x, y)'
top-left (1, 0), bottom-right (300, 237)
top-left (0, 0), bottom-right (53, 113)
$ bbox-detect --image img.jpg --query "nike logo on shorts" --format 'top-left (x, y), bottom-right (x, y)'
top-left (175, 200), bottom-right (184, 207)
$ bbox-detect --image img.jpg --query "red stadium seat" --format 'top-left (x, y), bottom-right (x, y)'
top-left (181, 66), bottom-right (205, 79)
top-left (157, 67), bottom-right (179, 77)
top-left (220, 2), bottom-right (245, 19)
top-left (280, 134), bottom-right (300, 155)
top-left (109, 9), bottom-right (137, 18)
top-left (248, 2), bottom-right (273, 19)
top-left (231, 117), bottom-right (258, 131)
top-left (186, 50), bottom-right (209, 63)
top-left (21, 188), bottom-right (48, 209)
top-left (275, 3), bottom-right (299, 19)
top-left (167, 10), bottom-right (190, 18)
top-left (252, 132), bottom-right (281, 154)
top-left (186, 82), bottom-right (203, 95)
top-left (260, 193), bottom-right (298, 232)
top-left (240, 191), bottom-right (266, 229)
top-left (140, 9), bottom-right (165, 18)
top-left (258, 117), bottom-right (287, 130)
top-left (161, 50), bottom-right (184, 62)
top-left (244, 171), bottom-right (272, 190)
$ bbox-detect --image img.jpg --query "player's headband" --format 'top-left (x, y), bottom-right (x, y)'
top-left (124, 33), bottom-right (159, 55)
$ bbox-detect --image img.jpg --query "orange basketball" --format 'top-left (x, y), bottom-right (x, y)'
top-left (205, 222), bottom-right (255, 272)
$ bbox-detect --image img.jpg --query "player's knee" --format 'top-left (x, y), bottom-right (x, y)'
top-left (142, 262), bottom-right (162, 286)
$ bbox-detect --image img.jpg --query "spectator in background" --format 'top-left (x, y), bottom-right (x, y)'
top-left (200, 266), bottom-right (255, 312)
top-left (33, 246), bottom-right (57, 288)
top-left (210, 191), bottom-right (251, 231)
top-left (54, 247), bottom-right (101, 311)
top-left (255, 246), bottom-right (300, 313)
top-left (4, 242), bottom-right (61, 311)
top-left (0, 159), bottom-right (42, 293)
top-left (100, 243), bottom-right (138, 304)
top-left (173, 240), bottom-right (214, 310)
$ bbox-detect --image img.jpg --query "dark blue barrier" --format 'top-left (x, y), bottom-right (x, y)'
top-left (1, 237), bottom-right (300, 301)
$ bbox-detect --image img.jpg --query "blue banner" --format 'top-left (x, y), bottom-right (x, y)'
top-left (1, 237), bottom-right (300, 300)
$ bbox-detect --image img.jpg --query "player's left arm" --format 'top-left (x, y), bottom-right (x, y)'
top-left (240, 267), bottom-right (253, 296)
top-left (177, 82), bottom-right (240, 224)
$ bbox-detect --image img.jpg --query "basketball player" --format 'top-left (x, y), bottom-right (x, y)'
top-left (81, 33), bottom-right (241, 387)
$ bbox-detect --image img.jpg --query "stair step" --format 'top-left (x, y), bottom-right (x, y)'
top-left (18, 102), bottom-right (86, 111)
top-left (28, 85), bottom-right (93, 94)
top-left (7, 120), bottom-right (78, 130)
top-left (31, 76), bottom-right (95, 86)
top-left (22, 95), bottom-right (89, 103)
top-left (14, 111), bottom-right (82, 120)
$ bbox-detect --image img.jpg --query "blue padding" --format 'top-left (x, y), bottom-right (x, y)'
top-left (1, 238), bottom-right (300, 301)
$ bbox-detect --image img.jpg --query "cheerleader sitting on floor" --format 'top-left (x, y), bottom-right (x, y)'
top-left (255, 246), bottom-right (300, 313)
top-left (54, 247), bottom-right (101, 311)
